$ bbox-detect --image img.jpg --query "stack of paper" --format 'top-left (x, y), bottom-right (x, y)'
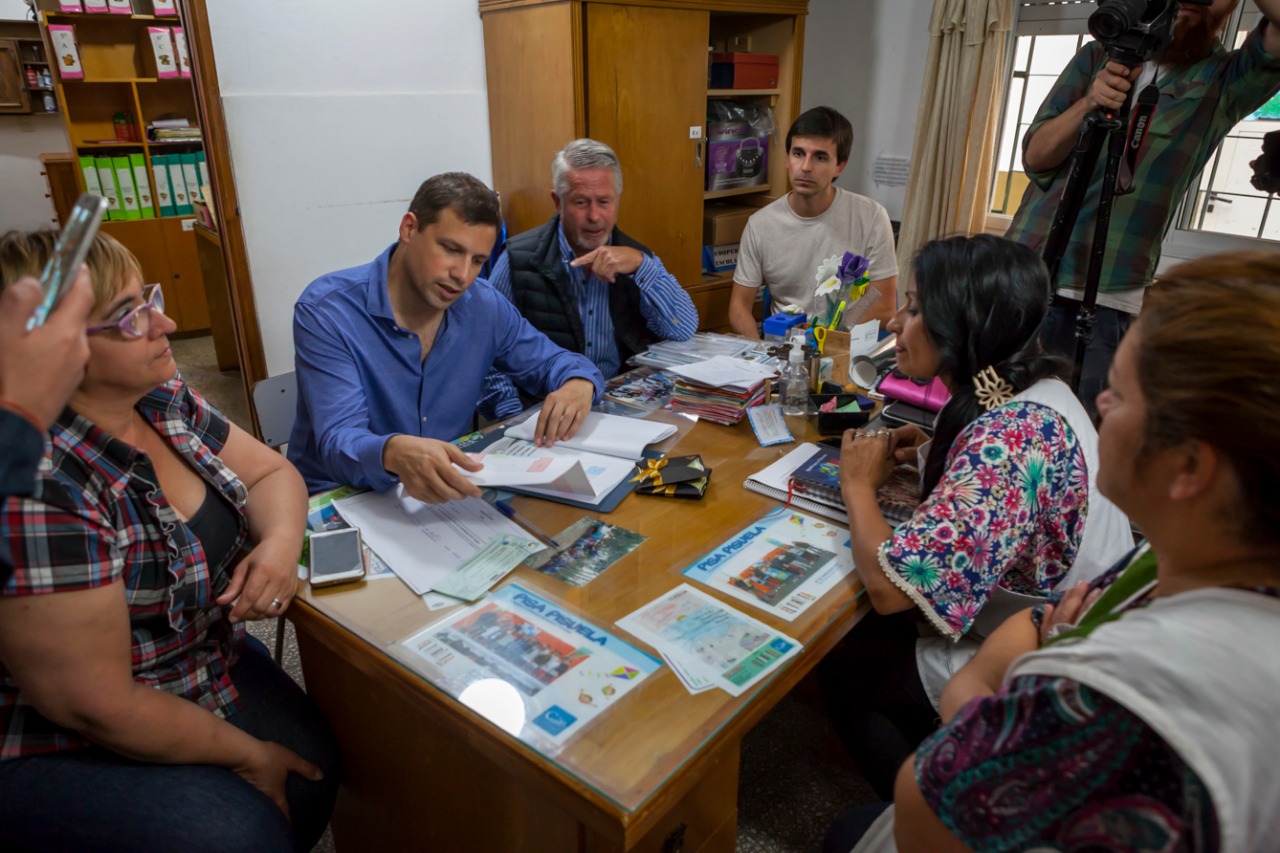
top-left (618, 584), bottom-right (802, 696)
top-left (631, 333), bottom-right (755, 369)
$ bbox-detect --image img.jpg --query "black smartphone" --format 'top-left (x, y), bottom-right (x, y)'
top-left (880, 400), bottom-right (936, 431)
top-left (28, 193), bottom-right (108, 329)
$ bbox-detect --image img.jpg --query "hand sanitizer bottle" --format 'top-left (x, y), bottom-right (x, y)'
top-left (781, 344), bottom-right (809, 416)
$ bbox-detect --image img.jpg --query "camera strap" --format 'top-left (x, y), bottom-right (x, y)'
top-left (1117, 83), bottom-right (1160, 196)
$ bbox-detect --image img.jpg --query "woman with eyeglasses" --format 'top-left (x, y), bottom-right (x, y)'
top-left (820, 234), bottom-right (1134, 801)
top-left (0, 230), bottom-right (337, 851)
top-left (827, 250), bottom-right (1280, 852)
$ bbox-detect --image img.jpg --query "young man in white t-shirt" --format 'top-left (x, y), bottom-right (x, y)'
top-left (728, 106), bottom-right (898, 340)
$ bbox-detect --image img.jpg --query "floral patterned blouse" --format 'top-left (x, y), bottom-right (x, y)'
top-left (880, 400), bottom-right (1089, 639)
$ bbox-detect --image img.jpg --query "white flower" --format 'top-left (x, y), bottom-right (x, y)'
top-left (815, 275), bottom-right (841, 297)
top-left (814, 255), bottom-right (842, 289)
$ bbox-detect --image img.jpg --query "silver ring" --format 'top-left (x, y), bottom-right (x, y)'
top-left (876, 429), bottom-right (891, 438)
top-left (270, 598), bottom-right (283, 610)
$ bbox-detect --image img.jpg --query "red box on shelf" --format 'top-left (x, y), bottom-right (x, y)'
top-left (709, 53), bottom-right (779, 89)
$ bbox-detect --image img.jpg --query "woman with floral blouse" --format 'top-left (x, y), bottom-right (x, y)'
top-left (829, 250), bottom-right (1280, 852)
top-left (822, 235), bottom-right (1133, 799)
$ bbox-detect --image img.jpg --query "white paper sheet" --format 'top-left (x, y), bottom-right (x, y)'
top-left (332, 488), bottom-right (536, 595)
top-left (506, 411), bottom-right (676, 460)
top-left (481, 437), bottom-right (635, 506)
top-left (667, 355), bottom-right (777, 391)
top-left (462, 448), bottom-right (593, 495)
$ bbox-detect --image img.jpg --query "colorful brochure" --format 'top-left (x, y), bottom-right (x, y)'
top-left (400, 584), bottom-right (661, 747)
top-left (522, 517), bottom-right (645, 587)
top-left (681, 507), bottom-right (856, 621)
top-left (618, 584), bottom-right (801, 697)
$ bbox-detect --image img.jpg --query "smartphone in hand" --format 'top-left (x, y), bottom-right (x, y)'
top-left (28, 193), bottom-right (108, 330)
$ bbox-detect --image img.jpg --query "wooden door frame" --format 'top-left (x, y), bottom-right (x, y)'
top-left (178, 0), bottom-right (267, 434)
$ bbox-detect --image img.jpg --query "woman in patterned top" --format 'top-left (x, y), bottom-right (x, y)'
top-left (821, 235), bottom-right (1133, 799)
top-left (829, 250), bottom-right (1280, 852)
top-left (0, 230), bottom-right (337, 851)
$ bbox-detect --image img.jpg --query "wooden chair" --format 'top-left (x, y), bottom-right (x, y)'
top-left (249, 371), bottom-right (297, 662)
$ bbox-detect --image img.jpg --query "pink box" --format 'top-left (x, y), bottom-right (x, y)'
top-left (151, 0), bottom-right (177, 15)
top-left (107, 0), bottom-right (133, 14)
top-left (48, 25), bottom-right (83, 80)
top-left (173, 27), bottom-right (190, 78)
top-left (57, 1), bottom-right (84, 12)
top-left (146, 27), bottom-right (179, 79)
top-left (83, 0), bottom-right (108, 12)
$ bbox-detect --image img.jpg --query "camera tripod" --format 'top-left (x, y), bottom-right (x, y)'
top-left (1040, 74), bottom-right (1156, 395)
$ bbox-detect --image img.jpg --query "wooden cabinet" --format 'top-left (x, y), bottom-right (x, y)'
top-left (479, 0), bottom-right (808, 332)
top-left (0, 22), bottom-right (58, 115)
top-left (38, 3), bottom-right (209, 332)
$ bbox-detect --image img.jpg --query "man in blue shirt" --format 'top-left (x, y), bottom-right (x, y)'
top-left (482, 139), bottom-right (698, 419)
top-left (289, 172), bottom-right (604, 504)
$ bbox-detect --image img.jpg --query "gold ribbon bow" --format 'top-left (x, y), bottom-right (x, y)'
top-left (630, 458), bottom-right (669, 485)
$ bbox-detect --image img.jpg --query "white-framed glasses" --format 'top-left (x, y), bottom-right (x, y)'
top-left (87, 284), bottom-right (165, 338)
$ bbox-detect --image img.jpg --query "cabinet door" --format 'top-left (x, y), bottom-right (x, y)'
top-left (0, 39), bottom-right (30, 114)
top-left (163, 218), bottom-right (210, 332)
top-left (584, 5), bottom-right (708, 289)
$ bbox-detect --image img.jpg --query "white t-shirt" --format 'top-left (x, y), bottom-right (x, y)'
top-left (734, 187), bottom-right (898, 319)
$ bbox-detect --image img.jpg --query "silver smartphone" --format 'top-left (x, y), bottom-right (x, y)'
top-left (28, 193), bottom-right (108, 330)
top-left (308, 527), bottom-right (367, 587)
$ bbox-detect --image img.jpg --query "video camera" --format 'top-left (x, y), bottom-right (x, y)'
top-left (1250, 131), bottom-right (1280, 194)
top-left (1089, 0), bottom-right (1214, 65)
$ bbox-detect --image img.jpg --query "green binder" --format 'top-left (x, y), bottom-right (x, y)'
top-left (179, 152), bottom-right (200, 208)
top-left (78, 155), bottom-right (103, 198)
top-left (129, 152), bottom-right (155, 218)
top-left (151, 154), bottom-right (176, 217)
top-left (113, 156), bottom-right (141, 220)
top-left (95, 156), bottom-right (123, 221)
top-left (167, 153), bottom-right (193, 216)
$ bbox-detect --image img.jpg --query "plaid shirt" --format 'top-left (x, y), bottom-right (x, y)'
top-left (1005, 23), bottom-right (1280, 294)
top-left (0, 377), bottom-right (249, 759)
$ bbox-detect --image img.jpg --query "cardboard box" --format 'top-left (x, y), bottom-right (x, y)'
top-left (173, 27), bottom-right (191, 78)
top-left (709, 53), bottom-right (779, 89)
top-left (703, 203), bottom-right (755, 245)
top-left (702, 243), bottom-right (739, 274)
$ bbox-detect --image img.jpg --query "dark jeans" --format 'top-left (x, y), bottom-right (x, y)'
top-left (819, 610), bottom-right (937, 801)
top-left (1040, 297), bottom-right (1134, 419)
top-left (0, 636), bottom-right (340, 853)
top-left (823, 802), bottom-right (892, 853)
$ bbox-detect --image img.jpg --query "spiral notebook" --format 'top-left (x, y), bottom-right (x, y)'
top-left (743, 443), bottom-right (918, 526)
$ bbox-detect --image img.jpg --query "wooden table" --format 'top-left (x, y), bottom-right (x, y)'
top-left (290, 409), bottom-right (864, 852)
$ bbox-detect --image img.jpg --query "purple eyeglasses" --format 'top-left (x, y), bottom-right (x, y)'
top-left (87, 284), bottom-right (166, 338)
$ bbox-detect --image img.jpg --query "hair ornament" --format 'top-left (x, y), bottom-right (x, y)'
top-left (973, 366), bottom-right (1015, 412)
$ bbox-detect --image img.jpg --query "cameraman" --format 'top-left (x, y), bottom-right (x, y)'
top-left (1005, 0), bottom-right (1280, 413)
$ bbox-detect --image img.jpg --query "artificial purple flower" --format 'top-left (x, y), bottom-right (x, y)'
top-left (838, 252), bottom-right (870, 282)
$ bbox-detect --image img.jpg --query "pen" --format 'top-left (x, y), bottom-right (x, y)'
top-left (493, 499), bottom-right (560, 548)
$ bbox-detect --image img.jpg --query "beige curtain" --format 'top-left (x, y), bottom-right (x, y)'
top-left (896, 0), bottom-right (1015, 282)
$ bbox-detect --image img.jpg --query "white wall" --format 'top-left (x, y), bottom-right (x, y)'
top-left (0, 3), bottom-right (68, 232)
top-left (0, 1), bottom-right (34, 20)
top-left (205, 0), bottom-right (492, 376)
top-left (802, 0), bottom-right (933, 222)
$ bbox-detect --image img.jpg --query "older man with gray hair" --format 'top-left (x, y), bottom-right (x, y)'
top-left (482, 138), bottom-right (697, 419)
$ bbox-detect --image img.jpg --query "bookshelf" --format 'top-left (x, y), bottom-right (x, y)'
top-left (478, 1), bottom-right (807, 334)
top-left (38, 2), bottom-right (209, 333)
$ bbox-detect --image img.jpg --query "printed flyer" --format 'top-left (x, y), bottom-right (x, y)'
top-left (617, 584), bottom-right (801, 697)
top-left (681, 507), bottom-right (855, 620)
top-left (400, 584), bottom-right (660, 747)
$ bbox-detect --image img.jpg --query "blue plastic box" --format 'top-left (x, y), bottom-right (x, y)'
top-left (762, 312), bottom-right (807, 338)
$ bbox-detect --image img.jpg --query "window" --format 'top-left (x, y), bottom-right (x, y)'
top-left (989, 3), bottom-right (1278, 249)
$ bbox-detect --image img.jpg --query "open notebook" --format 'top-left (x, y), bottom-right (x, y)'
top-left (744, 443), bottom-right (919, 526)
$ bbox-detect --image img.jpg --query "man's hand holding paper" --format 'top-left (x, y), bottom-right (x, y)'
top-left (383, 435), bottom-right (484, 504)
